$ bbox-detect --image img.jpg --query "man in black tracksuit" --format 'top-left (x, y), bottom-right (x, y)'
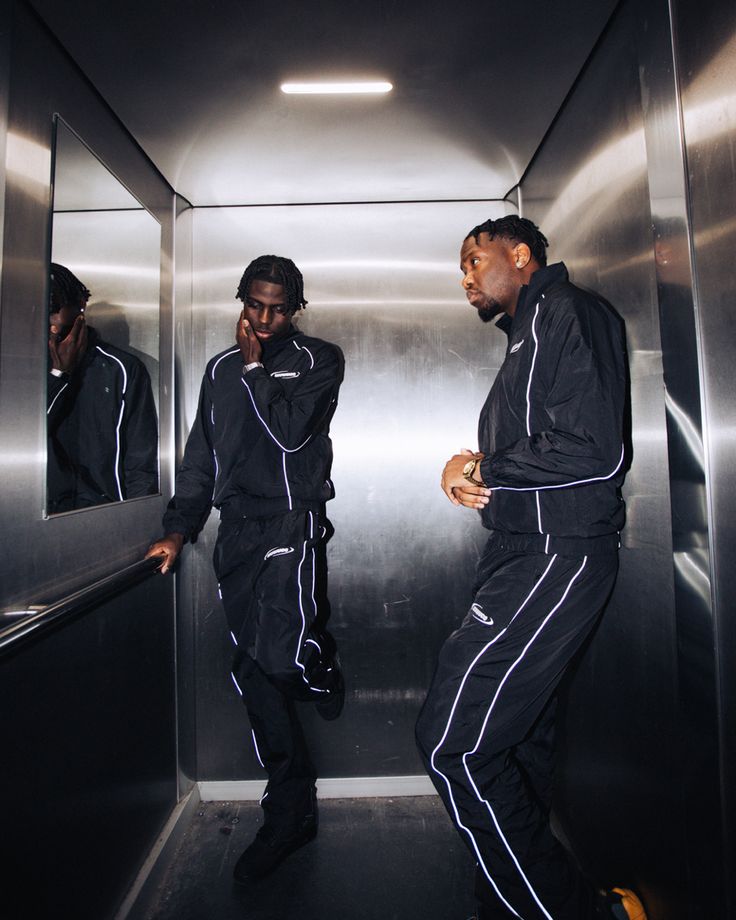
top-left (148, 255), bottom-right (344, 882)
top-left (47, 263), bottom-right (158, 512)
top-left (416, 218), bottom-right (646, 920)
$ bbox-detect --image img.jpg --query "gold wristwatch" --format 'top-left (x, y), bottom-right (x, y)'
top-left (462, 456), bottom-right (485, 486)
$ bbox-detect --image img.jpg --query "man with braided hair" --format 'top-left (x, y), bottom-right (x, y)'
top-left (147, 254), bottom-right (345, 882)
top-left (47, 262), bottom-right (158, 512)
top-left (416, 218), bottom-right (646, 920)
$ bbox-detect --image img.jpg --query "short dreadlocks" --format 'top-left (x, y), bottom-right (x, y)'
top-left (465, 216), bottom-right (549, 267)
top-left (49, 262), bottom-right (91, 313)
top-left (236, 255), bottom-right (308, 314)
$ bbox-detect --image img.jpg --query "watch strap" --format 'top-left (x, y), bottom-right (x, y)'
top-left (462, 456), bottom-right (486, 487)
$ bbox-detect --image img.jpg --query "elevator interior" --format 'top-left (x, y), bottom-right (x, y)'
top-left (1, 0), bottom-right (735, 917)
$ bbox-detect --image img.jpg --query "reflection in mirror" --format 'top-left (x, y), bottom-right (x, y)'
top-left (46, 117), bottom-right (161, 514)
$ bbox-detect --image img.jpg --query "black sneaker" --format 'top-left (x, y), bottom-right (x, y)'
top-left (315, 664), bottom-right (345, 721)
top-left (596, 888), bottom-right (647, 920)
top-left (232, 811), bottom-right (318, 882)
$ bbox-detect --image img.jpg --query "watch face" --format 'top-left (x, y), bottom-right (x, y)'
top-left (462, 459), bottom-right (476, 476)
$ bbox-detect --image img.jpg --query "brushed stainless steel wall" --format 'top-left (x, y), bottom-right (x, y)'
top-left (176, 199), bottom-right (517, 779)
top-left (172, 195), bottom-right (197, 797)
top-left (0, 4), bottom-right (178, 916)
top-left (521, 0), bottom-right (729, 916)
top-left (0, 0), bottom-right (9, 300)
top-left (674, 0), bottom-right (736, 908)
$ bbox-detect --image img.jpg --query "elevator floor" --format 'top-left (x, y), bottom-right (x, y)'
top-left (137, 796), bottom-right (475, 920)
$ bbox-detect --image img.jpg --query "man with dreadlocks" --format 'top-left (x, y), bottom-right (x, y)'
top-left (147, 254), bottom-right (345, 883)
top-left (415, 218), bottom-right (646, 920)
top-left (47, 262), bottom-right (158, 512)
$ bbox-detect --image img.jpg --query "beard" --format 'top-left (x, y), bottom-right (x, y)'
top-left (477, 303), bottom-right (503, 323)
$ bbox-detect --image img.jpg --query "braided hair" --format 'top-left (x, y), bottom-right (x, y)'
top-left (236, 255), bottom-right (308, 313)
top-left (466, 216), bottom-right (549, 267)
top-left (49, 262), bottom-right (91, 312)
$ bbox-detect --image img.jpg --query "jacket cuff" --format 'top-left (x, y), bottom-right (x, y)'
top-left (479, 456), bottom-right (495, 487)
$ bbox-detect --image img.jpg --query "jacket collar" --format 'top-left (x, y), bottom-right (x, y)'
top-left (261, 325), bottom-right (300, 358)
top-left (496, 262), bottom-right (570, 335)
top-left (494, 262), bottom-right (568, 337)
top-left (515, 262), bottom-right (569, 315)
top-left (79, 325), bottom-right (101, 369)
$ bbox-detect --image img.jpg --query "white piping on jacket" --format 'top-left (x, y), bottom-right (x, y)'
top-left (47, 381), bottom-right (69, 415)
top-left (491, 443), bottom-right (626, 493)
top-left (294, 340), bottom-right (315, 368)
top-left (240, 339), bottom-right (318, 452)
top-left (95, 345), bottom-right (127, 501)
top-left (282, 452), bottom-right (293, 509)
top-left (241, 377), bottom-right (314, 453)
top-left (496, 296), bottom-right (624, 496)
top-left (211, 347), bottom-right (240, 381)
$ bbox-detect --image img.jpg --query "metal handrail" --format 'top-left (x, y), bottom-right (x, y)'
top-left (0, 556), bottom-right (161, 654)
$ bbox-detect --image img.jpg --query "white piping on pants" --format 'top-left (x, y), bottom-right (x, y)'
top-left (429, 555), bottom-right (558, 917)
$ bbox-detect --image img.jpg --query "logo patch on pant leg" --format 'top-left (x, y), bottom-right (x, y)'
top-left (471, 602), bottom-right (494, 625)
top-left (264, 546), bottom-right (295, 560)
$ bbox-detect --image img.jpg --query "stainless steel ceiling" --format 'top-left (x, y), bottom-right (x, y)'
top-left (28, 0), bottom-right (617, 206)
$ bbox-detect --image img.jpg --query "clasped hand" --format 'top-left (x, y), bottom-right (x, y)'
top-left (441, 448), bottom-right (492, 510)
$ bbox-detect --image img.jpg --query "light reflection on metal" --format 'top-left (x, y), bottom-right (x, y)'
top-left (205, 298), bottom-right (466, 314)
top-left (5, 131), bottom-right (51, 189)
top-left (194, 258), bottom-right (461, 281)
top-left (664, 388), bottom-right (704, 469)
top-left (280, 81), bottom-right (393, 95)
top-left (540, 87), bottom-right (736, 239)
top-left (59, 262), bottom-right (161, 280)
top-left (674, 548), bottom-right (711, 602)
top-left (3, 450), bottom-right (47, 465)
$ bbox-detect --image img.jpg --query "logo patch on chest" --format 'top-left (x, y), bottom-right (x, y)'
top-left (471, 603), bottom-right (494, 625)
top-left (264, 546), bottom-right (295, 560)
top-left (509, 339), bottom-right (525, 354)
top-left (271, 370), bottom-right (300, 379)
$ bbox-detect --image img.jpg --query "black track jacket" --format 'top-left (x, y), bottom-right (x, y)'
top-left (477, 262), bottom-right (626, 554)
top-left (163, 327), bottom-right (344, 540)
top-left (47, 328), bottom-right (158, 512)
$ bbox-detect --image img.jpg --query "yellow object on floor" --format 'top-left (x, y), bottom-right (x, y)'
top-left (612, 887), bottom-right (648, 920)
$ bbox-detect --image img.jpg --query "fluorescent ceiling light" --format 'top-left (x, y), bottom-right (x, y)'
top-left (280, 81), bottom-right (393, 95)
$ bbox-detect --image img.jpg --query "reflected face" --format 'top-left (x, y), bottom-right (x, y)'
top-left (241, 279), bottom-right (293, 342)
top-left (460, 232), bottom-right (521, 320)
top-left (49, 299), bottom-right (84, 339)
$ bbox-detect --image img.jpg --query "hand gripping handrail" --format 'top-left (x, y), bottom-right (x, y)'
top-left (0, 556), bottom-right (160, 655)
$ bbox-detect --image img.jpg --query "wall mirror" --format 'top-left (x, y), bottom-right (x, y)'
top-left (46, 116), bottom-right (161, 515)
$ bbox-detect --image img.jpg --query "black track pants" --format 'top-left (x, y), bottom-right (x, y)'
top-left (214, 508), bottom-right (337, 829)
top-left (416, 536), bottom-right (618, 919)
